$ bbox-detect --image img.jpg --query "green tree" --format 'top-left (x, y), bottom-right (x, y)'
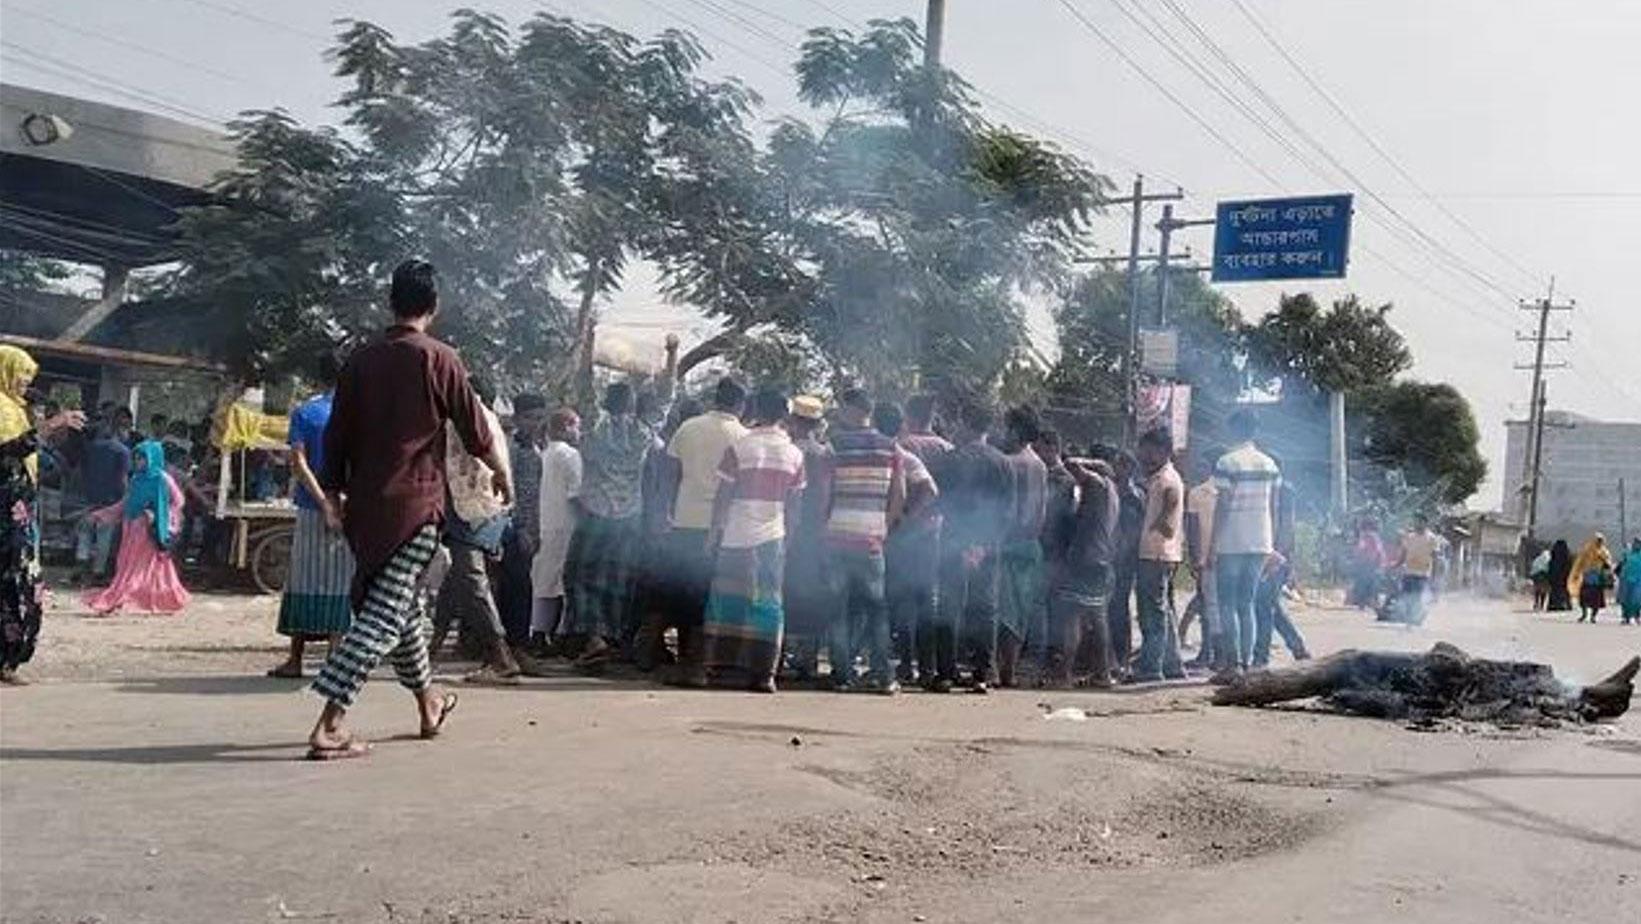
top-left (164, 10), bottom-right (754, 393)
top-left (706, 18), bottom-right (1112, 392)
top-left (1351, 380), bottom-right (1487, 506)
top-left (1244, 292), bottom-right (1412, 394)
top-left (1047, 267), bottom-right (1246, 447)
top-left (0, 249), bottom-right (76, 292)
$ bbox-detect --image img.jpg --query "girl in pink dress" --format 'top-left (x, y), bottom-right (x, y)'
top-left (84, 440), bottom-right (190, 615)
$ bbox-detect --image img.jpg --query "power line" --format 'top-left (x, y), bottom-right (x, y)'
top-left (0, 43), bottom-right (230, 127)
top-left (5, 4), bottom-right (280, 94)
top-left (139, 0), bottom-right (331, 42)
top-left (1229, 0), bottom-right (1545, 291)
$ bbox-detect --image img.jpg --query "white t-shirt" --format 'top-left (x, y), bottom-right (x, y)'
top-left (1212, 442), bottom-right (1280, 556)
top-left (717, 426), bottom-right (807, 549)
top-left (538, 440), bottom-right (582, 538)
top-left (667, 410), bottom-right (749, 531)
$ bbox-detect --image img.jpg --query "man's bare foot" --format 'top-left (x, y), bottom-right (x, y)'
top-left (0, 667), bottom-right (27, 686)
top-left (266, 661), bottom-right (303, 679)
top-left (418, 689), bottom-right (459, 739)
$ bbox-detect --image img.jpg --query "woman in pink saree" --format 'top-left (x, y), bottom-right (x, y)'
top-left (84, 440), bottom-right (190, 615)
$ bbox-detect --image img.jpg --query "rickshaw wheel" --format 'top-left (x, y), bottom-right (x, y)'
top-left (250, 525), bottom-right (294, 595)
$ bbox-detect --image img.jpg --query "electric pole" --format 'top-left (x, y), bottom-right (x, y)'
top-left (1153, 203), bottom-right (1215, 326)
top-left (1516, 277), bottom-right (1574, 541)
top-left (925, 0), bottom-right (946, 67)
top-left (1619, 477), bottom-right (1628, 548)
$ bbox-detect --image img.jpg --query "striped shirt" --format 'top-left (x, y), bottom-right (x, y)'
top-left (824, 425), bottom-right (902, 552)
top-left (717, 426), bottom-right (806, 549)
top-left (1211, 441), bottom-right (1281, 555)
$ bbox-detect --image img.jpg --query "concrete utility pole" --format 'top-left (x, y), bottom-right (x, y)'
top-left (925, 0), bottom-right (946, 68)
top-left (1516, 277), bottom-right (1574, 541)
top-left (1074, 177), bottom-right (1183, 444)
top-left (1620, 477), bottom-right (1628, 548)
top-left (1153, 204), bottom-right (1215, 326)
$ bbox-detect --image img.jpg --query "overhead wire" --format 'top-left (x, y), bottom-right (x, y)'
top-left (0, 42), bottom-right (230, 128)
top-left (1228, 0), bottom-right (1546, 291)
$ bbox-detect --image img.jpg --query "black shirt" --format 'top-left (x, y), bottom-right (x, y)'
top-left (931, 438), bottom-right (1015, 552)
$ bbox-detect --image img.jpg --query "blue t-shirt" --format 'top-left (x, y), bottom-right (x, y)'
top-left (288, 393), bottom-right (334, 510)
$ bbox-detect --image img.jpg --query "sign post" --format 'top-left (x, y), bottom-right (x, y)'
top-left (1212, 194), bottom-right (1353, 283)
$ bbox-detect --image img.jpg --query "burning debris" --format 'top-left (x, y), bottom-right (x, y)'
top-left (1212, 642), bottom-right (1638, 727)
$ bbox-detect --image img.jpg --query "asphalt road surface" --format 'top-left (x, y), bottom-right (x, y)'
top-left (2, 590), bottom-right (1637, 923)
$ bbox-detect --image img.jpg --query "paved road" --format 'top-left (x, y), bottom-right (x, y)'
top-left (1, 593), bottom-right (1637, 923)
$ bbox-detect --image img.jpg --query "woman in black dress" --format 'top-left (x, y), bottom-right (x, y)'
top-left (1545, 539), bottom-right (1574, 613)
top-left (0, 345), bottom-right (85, 685)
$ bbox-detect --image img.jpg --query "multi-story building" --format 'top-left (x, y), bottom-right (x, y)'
top-left (1503, 411), bottom-right (1641, 544)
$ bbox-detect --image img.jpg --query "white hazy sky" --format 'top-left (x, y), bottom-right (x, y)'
top-left (3, 0), bottom-right (1638, 508)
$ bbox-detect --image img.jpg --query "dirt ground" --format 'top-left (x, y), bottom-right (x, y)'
top-left (2, 588), bottom-right (1638, 923)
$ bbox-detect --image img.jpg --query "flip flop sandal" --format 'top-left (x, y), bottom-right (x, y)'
top-left (266, 665), bottom-right (303, 679)
top-left (306, 739), bottom-right (370, 761)
top-left (421, 691), bottom-right (459, 739)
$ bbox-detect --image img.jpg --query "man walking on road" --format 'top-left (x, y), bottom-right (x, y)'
top-left (1209, 411), bottom-right (1281, 679)
top-left (306, 259), bottom-right (508, 759)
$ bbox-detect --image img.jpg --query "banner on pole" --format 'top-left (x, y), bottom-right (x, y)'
top-left (1136, 382), bottom-right (1191, 449)
top-left (1139, 328), bottom-right (1179, 378)
top-left (1212, 194), bottom-right (1353, 282)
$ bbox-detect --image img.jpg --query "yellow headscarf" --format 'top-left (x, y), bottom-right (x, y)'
top-left (1569, 533), bottom-right (1615, 595)
top-left (0, 344), bottom-right (40, 481)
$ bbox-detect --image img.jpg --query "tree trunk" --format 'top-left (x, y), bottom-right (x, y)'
top-left (572, 268), bottom-right (599, 412)
top-left (1213, 642), bottom-right (1638, 725)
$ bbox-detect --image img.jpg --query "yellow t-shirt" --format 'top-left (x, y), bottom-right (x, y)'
top-left (1401, 530), bottom-right (1437, 578)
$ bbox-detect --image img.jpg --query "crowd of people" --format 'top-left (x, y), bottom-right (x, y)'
top-left (1529, 534), bottom-right (1641, 625)
top-left (249, 259), bottom-right (1335, 757)
top-left (4, 259), bottom-right (1633, 729)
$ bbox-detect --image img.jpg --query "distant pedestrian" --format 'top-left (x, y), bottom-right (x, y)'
top-left (928, 393), bottom-right (1014, 693)
top-left (879, 401), bottom-right (939, 685)
top-left (497, 393), bottom-right (547, 649)
top-left (1209, 411), bottom-right (1280, 678)
top-left (659, 378), bottom-right (749, 687)
top-left (1391, 513), bottom-right (1440, 626)
top-left (1571, 534), bottom-right (1616, 623)
top-left (1179, 446), bottom-right (1221, 670)
top-left (1057, 456), bottom-right (1119, 688)
top-left (702, 387), bottom-right (807, 692)
top-left (1545, 539), bottom-right (1573, 612)
top-left (1104, 448), bottom-right (1145, 678)
top-left (268, 352), bottom-right (354, 679)
top-left (1254, 456), bottom-right (1310, 664)
top-left (1617, 538), bottom-right (1641, 625)
top-left (1348, 517), bottom-right (1386, 610)
top-left (778, 395), bottom-right (832, 681)
top-left (529, 409), bottom-right (582, 649)
top-left (429, 377), bottom-right (519, 684)
top-left (83, 440), bottom-right (190, 616)
top-left (996, 406), bottom-right (1047, 688)
top-left (1035, 429), bottom-right (1079, 684)
top-left (822, 388), bottom-right (905, 694)
top-left (1130, 428), bottom-right (1185, 682)
top-left (1529, 546), bottom-right (1552, 611)
top-left (74, 418), bottom-right (129, 584)
top-left (304, 260), bottom-right (503, 758)
top-left (565, 381), bottom-right (653, 668)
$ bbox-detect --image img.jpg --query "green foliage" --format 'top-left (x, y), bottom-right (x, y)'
top-left (0, 249), bottom-right (76, 292)
top-left (1245, 292), bottom-right (1412, 394)
top-left (1351, 380), bottom-right (1487, 506)
top-left (1047, 268), bottom-right (1246, 446)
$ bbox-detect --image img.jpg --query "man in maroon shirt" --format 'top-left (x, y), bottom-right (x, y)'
top-left (306, 259), bottom-right (510, 759)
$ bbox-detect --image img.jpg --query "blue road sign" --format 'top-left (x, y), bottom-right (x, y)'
top-left (1212, 193), bottom-right (1353, 282)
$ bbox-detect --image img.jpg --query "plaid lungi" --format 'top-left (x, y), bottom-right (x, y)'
top-left (564, 514), bottom-right (640, 641)
top-left (703, 539), bottom-right (786, 680)
top-left (277, 507), bottom-right (355, 638)
top-left (998, 539), bottom-right (1045, 643)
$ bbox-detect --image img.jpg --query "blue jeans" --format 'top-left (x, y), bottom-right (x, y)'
top-left (1133, 559), bottom-right (1183, 678)
top-left (75, 517), bottom-right (117, 577)
top-left (827, 548), bottom-right (891, 686)
top-left (1253, 562), bottom-right (1308, 665)
top-left (1215, 553), bottom-right (1265, 669)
